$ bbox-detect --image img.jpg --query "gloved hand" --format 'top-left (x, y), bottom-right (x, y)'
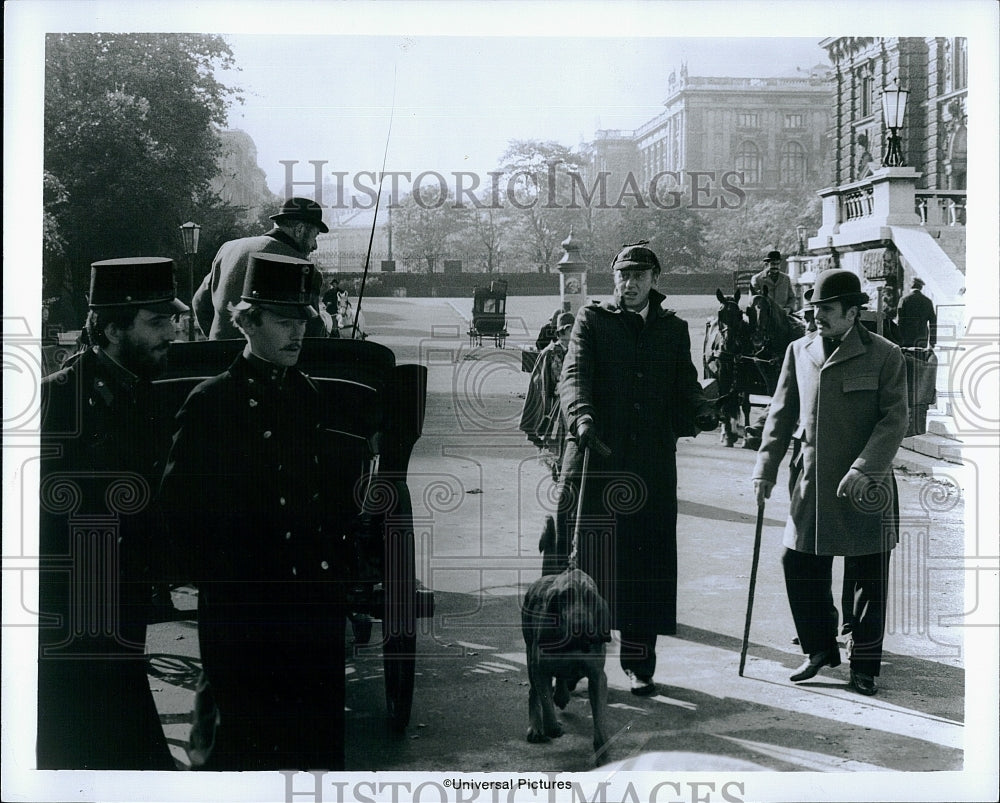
top-left (695, 411), bottom-right (719, 431)
top-left (577, 418), bottom-right (598, 450)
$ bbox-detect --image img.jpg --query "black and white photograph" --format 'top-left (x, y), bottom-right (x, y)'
top-left (3, 1), bottom-right (998, 801)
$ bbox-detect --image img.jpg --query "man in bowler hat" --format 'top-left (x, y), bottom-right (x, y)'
top-left (751, 250), bottom-right (797, 315)
top-left (552, 242), bottom-right (717, 696)
top-left (160, 253), bottom-right (353, 769)
top-left (753, 269), bottom-right (908, 696)
top-left (193, 196), bottom-right (333, 339)
top-left (38, 257), bottom-right (186, 768)
top-left (897, 276), bottom-right (937, 349)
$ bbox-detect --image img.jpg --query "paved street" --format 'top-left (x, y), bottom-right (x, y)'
top-left (147, 295), bottom-right (969, 775)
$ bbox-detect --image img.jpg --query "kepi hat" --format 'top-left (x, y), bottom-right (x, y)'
top-left (88, 257), bottom-right (189, 314)
top-left (269, 196), bottom-right (329, 233)
top-left (808, 269), bottom-right (869, 307)
top-left (610, 240), bottom-right (661, 273)
top-left (233, 253), bottom-right (319, 320)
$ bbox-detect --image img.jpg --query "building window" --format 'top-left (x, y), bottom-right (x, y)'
top-left (784, 113), bottom-right (804, 129)
top-left (954, 37), bottom-right (968, 90)
top-left (736, 111), bottom-right (759, 128)
top-left (779, 141), bottom-right (807, 185)
top-left (858, 63), bottom-right (874, 118)
top-left (735, 141), bottom-right (761, 185)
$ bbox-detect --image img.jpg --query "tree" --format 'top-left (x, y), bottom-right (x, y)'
top-left (610, 201), bottom-right (710, 273)
top-left (496, 140), bottom-right (589, 273)
top-left (393, 185), bottom-right (468, 273)
top-left (43, 33), bottom-right (242, 325)
top-left (469, 198), bottom-right (510, 273)
top-left (703, 191), bottom-right (822, 272)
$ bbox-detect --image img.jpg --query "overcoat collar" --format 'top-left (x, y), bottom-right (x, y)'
top-left (600, 288), bottom-right (675, 320)
top-left (805, 322), bottom-right (872, 369)
top-left (264, 227), bottom-right (305, 255)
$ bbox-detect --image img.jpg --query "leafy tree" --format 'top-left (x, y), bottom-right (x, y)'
top-left (496, 139), bottom-right (589, 273)
top-left (703, 191), bottom-right (822, 273)
top-left (393, 185), bottom-right (468, 273)
top-left (43, 33), bottom-right (242, 325)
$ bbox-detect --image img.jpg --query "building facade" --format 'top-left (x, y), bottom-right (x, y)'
top-left (590, 63), bottom-right (834, 198)
top-left (209, 127), bottom-right (274, 223)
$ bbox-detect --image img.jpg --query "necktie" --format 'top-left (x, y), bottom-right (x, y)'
top-left (822, 337), bottom-right (838, 360)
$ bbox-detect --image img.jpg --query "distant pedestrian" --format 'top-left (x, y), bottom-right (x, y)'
top-left (897, 277), bottom-right (937, 349)
top-left (750, 250), bottom-right (796, 315)
top-left (160, 253), bottom-right (353, 769)
top-left (38, 257), bottom-right (186, 769)
top-left (193, 196), bottom-right (332, 339)
top-left (535, 307), bottom-right (563, 350)
top-left (552, 241), bottom-right (717, 697)
top-left (520, 311), bottom-right (574, 480)
top-left (753, 269), bottom-right (908, 696)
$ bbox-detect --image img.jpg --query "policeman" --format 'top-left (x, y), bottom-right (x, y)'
top-left (160, 253), bottom-right (353, 769)
top-left (38, 257), bottom-right (186, 769)
top-left (750, 250), bottom-right (796, 315)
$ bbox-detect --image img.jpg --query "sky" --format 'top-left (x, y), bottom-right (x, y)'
top-left (220, 34), bottom-right (832, 195)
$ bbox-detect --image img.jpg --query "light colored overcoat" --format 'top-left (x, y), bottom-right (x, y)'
top-left (753, 323), bottom-right (908, 556)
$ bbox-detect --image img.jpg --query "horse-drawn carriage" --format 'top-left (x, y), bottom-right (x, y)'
top-left (468, 280), bottom-right (509, 348)
top-left (703, 277), bottom-right (806, 447)
top-left (153, 337), bottom-right (433, 732)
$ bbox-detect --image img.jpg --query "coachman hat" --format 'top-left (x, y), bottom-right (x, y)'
top-left (764, 250), bottom-right (783, 263)
top-left (233, 253), bottom-right (319, 320)
top-left (611, 240), bottom-right (661, 273)
top-left (808, 269), bottom-right (869, 307)
top-left (269, 196), bottom-right (329, 233)
top-left (88, 257), bottom-right (189, 313)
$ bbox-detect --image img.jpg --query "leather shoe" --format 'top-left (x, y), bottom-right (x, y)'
top-left (625, 670), bottom-right (656, 696)
top-left (850, 670), bottom-right (877, 696)
top-left (789, 648), bottom-right (841, 682)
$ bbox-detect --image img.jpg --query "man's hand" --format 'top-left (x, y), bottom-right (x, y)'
top-left (695, 411), bottom-right (718, 432)
top-left (753, 479), bottom-right (773, 507)
top-left (836, 468), bottom-right (872, 501)
top-left (575, 418), bottom-right (612, 458)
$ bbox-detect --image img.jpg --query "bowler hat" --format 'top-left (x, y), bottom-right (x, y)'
top-left (269, 196), bottom-right (329, 233)
top-left (808, 269), bottom-right (869, 307)
top-left (611, 241), bottom-right (661, 273)
top-left (764, 250), bottom-right (783, 263)
top-left (88, 257), bottom-right (189, 314)
top-left (555, 312), bottom-right (575, 331)
top-left (233, 253), bottom-right (319, 320)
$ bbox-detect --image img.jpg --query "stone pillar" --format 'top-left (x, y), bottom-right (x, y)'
top-left (556, 229), bottom-right (588, 315)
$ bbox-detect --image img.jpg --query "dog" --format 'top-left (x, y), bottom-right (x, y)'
top-left (522, 516), bottom-right (611, 765)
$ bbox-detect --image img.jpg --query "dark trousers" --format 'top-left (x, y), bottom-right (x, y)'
top-left (782, 547), bottom-right (892, 676)
top-left (619, 627), bottom-right (657, 677)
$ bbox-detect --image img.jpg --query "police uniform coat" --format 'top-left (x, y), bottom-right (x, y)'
top-left (556, 289), bottom-right (714, 635)
top-left (193, 229), bottom-right (331, 340)
top-left (38, 348), bottom-right (175, 769)
top-left (158, 353), bottom-right (355, 770)
top-left (753, 324), bottom-right (909, 556)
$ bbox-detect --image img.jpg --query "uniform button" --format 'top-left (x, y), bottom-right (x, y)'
top-left (321, 561), bottom-right (329, 570)
top-left (248, 378), bottom-right (255, 384)
top-left (279, 496), bottom-right (286, 506)
top-left (292, 566), bottom-right (297, 576)
top-left (263, 430), bottom-right (272, 439)
top-left (249, 399), bottom-right (258, 407)
top-left (277, 464), bottom-right (283, 472)
top-left (312, 492), bottom-right (320, 501)
top-left (96, 380), bottom-right (104, 387)
top-left (285, 531), bottom-right (292, 540)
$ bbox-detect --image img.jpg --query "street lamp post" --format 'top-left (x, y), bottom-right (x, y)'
top-left (796, 224), bottom-right (807, 255)
top-left (179, 221), bottom-right (201, 341)
top-left (880, 77), bottom-right (910, 168)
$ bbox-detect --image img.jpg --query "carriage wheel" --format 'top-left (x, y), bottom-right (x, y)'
top-left (382, 482), bottom-right (417, 733)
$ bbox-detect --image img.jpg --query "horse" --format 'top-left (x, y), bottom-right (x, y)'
top-left (703, 288), bottom-right (757, 447)
top-left (747, 287), bottom-right (806, 395)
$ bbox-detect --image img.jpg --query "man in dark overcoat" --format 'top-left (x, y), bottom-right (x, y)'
top-left (193, 196), bottom-right (332, 339)
top-left (38, 257), bottom-right (186, 769)
top-left (897, 276), bottom-right (937, 349)
top-left (159, 253), bottom-right (355, 770)
top-left (753, 269), bottom-right (908, 696)
top-left (553, 242), bottom-right (717, 696)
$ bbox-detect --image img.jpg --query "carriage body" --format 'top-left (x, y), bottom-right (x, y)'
top-left (468, 280), bottom-right (509, 347)
top-left (153, 337), bottom-right (431, 732)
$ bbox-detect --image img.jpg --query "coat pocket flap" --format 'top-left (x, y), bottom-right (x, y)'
top-left (843, 375), bottom-right (879, 392)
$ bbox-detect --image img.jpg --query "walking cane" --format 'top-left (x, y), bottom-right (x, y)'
top-left (739, 500), bottom-right (766, 676)
top-left (567, 447), bottom-right (590, 567)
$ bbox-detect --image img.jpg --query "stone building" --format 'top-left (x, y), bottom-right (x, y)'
top-left (209, 126), bottom-right (275, 222)
top-left (589, 62), bottom-right (834, 200)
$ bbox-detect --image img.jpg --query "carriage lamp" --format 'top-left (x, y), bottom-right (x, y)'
top-left (796, 225), bottom-right (807, 255)
top-left (179, 221), bottom-right (201, 341)
top-left (880, 77), bottom-right (909, 168)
